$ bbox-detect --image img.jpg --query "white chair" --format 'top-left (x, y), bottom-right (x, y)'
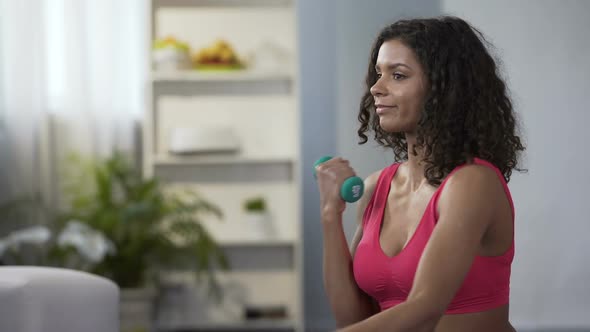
top-left (0, 266), bottom-right (119, 332)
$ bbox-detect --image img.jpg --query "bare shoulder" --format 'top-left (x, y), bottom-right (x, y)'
top-left (439, 163), bottom-right (506, 217)
top-left (444, 163), bottom-right (504, 193)
top-left (355, 169), bottom-right (383, 224)
top-left (363, 170), bottom-right (382, 199)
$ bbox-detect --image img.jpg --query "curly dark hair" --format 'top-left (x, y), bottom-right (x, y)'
top-left (358, 16), bottom-right (526, 185)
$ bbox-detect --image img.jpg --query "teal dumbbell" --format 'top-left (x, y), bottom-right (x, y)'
top-left (313, 156), bottom-right (364, 203)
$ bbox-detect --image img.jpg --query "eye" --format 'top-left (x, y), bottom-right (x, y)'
top-left (393, 73), bottom-right (406, 80)
top-left (376, 73), bottom-right (382, 79)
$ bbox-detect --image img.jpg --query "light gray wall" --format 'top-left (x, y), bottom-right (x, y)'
top-left (442, 1), bottom-right (590, 329)
top-left (296, 0), bottom-right (339, 330)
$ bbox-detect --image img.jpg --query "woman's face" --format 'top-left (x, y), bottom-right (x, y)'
top-left (370, 39), bottom-right (429, 135)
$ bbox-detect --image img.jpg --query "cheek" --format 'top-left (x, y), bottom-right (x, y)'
top-left (400, 88), bottom-right (426, 118)
top-left (398, 96), bottom-right (423, 121)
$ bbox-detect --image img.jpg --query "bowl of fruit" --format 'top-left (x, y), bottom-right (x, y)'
top-left (192, 39), bottom-right (245, 71)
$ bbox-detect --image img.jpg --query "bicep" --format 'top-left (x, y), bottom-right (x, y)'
top-left (350, 225), bottom-right (363, 256)
top-left (350, 171), bottom-right (382, 314)
top-left (350, 170), bottom-right (380, 255)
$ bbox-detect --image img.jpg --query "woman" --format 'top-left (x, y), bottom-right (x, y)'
top-left (315, 16), bottom-right (525, 332)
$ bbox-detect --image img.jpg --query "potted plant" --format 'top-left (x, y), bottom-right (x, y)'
top-left (242, 196), bottom-right (274, 240)
top-left (56, 152), bottom-right (229, 332)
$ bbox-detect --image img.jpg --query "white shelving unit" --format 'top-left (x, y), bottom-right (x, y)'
top-left (144, 1), bottom-right (302, 331)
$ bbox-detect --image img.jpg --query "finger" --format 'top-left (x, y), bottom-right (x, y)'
top-left (329, 164), bottom-right (356, 179)
top-left (316, 158), bottom-right (340, 173)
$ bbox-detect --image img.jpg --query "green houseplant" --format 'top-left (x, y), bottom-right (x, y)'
top-left (243, 197), bottom-right (267, 213)
top-left (58, 152), bottom-right (229, 293)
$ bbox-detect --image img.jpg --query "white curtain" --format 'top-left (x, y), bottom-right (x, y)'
top-left (0, 0), bottom-right (147, 210)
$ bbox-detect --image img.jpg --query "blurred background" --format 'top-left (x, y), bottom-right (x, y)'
top-left (0, 0), bottom-right (588, 332)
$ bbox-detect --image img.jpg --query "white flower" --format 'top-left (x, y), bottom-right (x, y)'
top-left (57, 221), bottom-right (116, 263)
top-left (9, 225), bottom-right (51, 244)
top-left (0, 226), bottom-right (51, 257)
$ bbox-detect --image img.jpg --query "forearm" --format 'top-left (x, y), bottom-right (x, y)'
top-left (322, 213), bottom-right (375, 326)
top-left (337, 298), bottom-right (440, 332)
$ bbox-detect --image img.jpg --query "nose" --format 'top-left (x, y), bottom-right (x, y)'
top-left (370, 77), bottom-right (386, 97)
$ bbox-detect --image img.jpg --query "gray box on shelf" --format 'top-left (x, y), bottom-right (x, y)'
top-left (168, 126), bottom-right (240, 155)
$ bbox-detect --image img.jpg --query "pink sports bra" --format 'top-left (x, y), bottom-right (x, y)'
top-left (353, 158), bottom-right (514, 314)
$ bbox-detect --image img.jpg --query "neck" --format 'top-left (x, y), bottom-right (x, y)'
top-left (405, 133), bottom-right (428, 192)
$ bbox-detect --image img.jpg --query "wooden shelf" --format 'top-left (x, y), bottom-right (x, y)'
top-left (151, 69), bottom-right (293, 83)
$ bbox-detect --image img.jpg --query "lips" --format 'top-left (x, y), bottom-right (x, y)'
top-left (375, 104), bottom-right (396, 114)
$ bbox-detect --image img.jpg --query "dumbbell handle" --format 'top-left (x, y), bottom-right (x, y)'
top-left (314, 156), bottom-right (364, 203)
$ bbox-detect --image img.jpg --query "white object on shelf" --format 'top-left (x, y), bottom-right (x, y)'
top-left (243, 211), bottom-right (276, 240)
top-left (152, 48), bottom-right (192, 70)
top-left (168, 126), bottom-right (240, 154)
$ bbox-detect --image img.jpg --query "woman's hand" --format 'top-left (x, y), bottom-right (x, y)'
top-left (315, 157), bottom-right (358, 220)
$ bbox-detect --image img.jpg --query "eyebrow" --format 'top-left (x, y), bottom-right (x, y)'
top-left (375, 63), bottom-right (412, 71)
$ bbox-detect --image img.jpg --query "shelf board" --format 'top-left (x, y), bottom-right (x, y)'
top-left (217, 238), bottom-right (296, 247)
top-left (153, 0), bottom-right (293, 9)
top-left (153, 154), bottom-right (295, 166)
top-left (151, 69), bottom-right (293, 83)
top-left (158, 318), bottom-right (295, 332)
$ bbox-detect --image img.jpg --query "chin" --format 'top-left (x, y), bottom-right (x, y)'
top-left (379, 118), bottom-right (408, 134)
top-left (378, 114), bottom-right (420, 134)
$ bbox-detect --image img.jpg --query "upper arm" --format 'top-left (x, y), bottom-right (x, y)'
top-left (349, 170), bottom-right (382, 314)
top-left (350, 170), bottom-right (381, 255)
top-left (407, 165), bottom-right (504, 316)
